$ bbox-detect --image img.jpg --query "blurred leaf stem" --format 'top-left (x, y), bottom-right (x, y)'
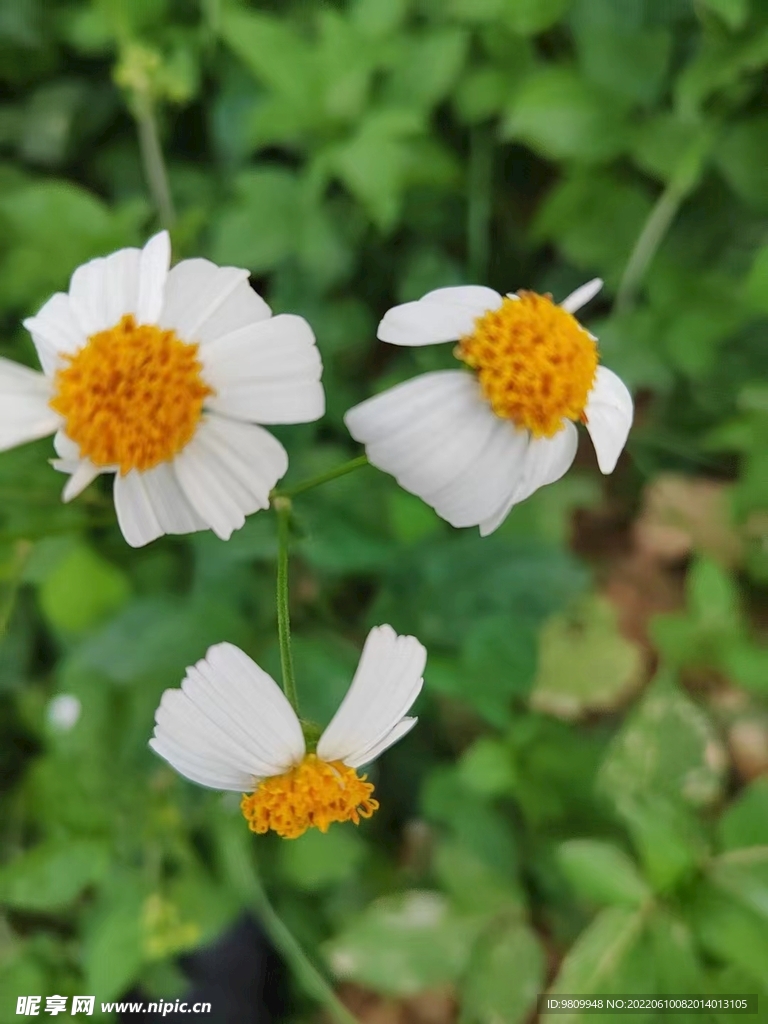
top-left (274, 496), bottom-right (299, 714)
top-left (217, 816), bottom-right (360, 1024)
top-left (616, 130), bottom-right (715, 313)
top-left (134, 91), bottom-right (176, 229)
top-left (275, 455), bottom-right (369, 499)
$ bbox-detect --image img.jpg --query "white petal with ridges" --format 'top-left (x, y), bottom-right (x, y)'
top-left (136, 231), bottom-right (171, 325)
top-left (150, 641), bottom-right (305, 790)
top-left (202, 313), bottom-right (324, 423)
top-left (174, 415), bottom-right (288, 541)
top-left (23, 293), bottom-right (86, 376)
top-left (159, 259), bottom-right (270, 344)
top-left (61, 460), bottom-right (101, 502)
top-left (479, 421), bottom-right (578, 536)
top-left (560, 278), bottom-right (603, 315)
top-left (377, 286), bottom-right (503, 346)
top-left (317, 625), bottom-right (425, 768)
top-left (113, 462), bottom-right (209, 547)
top-left (68, 246), bottom-right (141, 337)
top-left (585, 366), bottom-right (633, 474)
top-left (346, 370), bottom-right (529, 528)
top-left (0, 359), bottom-right (58, 452)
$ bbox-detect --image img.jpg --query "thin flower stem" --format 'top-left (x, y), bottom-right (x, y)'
top-left (217, 820), bottom-right (360, 1024)
top-left (616, 131), bottom-right (715, 314)
top-left (134, 92), bottom-right (176, 229)
top-left (274, 497), bottom-right (299, 714)
top-left (275, 455), bottom-right (369, 500)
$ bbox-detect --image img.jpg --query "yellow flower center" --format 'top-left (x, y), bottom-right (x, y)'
top-left (240, 753), bottom-right (379, 840)
top-left (50, 314), bottom-right (213, 475)
top-left (455, 291), bottom-right (598, 438)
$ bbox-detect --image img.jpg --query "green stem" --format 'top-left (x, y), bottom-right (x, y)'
top-left (134, 92), bottom-right (176, 229)
top-left (275, 455), bottom-right (369, 500)
top-left (274, 497), bottom-right (299, 714)
top-left (467, 125), bottom-right (493, 283)
top-left (217, 821), bottom-right (360, 1024)
top-left (616, 131), bottom-right (715, 314)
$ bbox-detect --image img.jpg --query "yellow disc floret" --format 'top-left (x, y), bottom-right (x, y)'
top-left (50, 314), bottom-right (213, 474)
top-left (240, 753), bottom-right (379, 839)
top-left (455, 291), bottom-right (598, 438)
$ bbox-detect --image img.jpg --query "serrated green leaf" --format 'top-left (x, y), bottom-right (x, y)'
top-left (531, 596), bottom-right (644, 720)
top-left (461, 919), bottom-right (545, 1024)
top-left (0, 839), bottom-right (109, 911)
top-left (325, 891), bottom-right (479, 996)
top-left (557, 840), bottom-right (650, 908)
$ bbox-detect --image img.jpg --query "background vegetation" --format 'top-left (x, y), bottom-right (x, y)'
top-left (1, 0), bottom-right (768, 1020)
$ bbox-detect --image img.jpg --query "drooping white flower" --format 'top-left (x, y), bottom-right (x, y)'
top-left (344, 280), bottom-right (632, 536)
top-left (47, 693), bottom-right (81, 731)
top-left (150, 624), bottom-right (426, 839)
top-left (3, 232), bottom-right (324, 547)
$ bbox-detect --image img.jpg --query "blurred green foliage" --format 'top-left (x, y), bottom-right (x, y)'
top-left (0, 0), bottom-right (767, 1021)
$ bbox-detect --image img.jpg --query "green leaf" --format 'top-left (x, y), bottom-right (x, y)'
top-left (461, 614), bottom-right (539, 724)
top-left (325, 891), bottom-right (479, 996)
top-left (690, 882), bottom-right (768, 985)
top-left (458, 737), bottom-right (517, 798)
top-left (531, 596), bottom-right (644, 720)
top-left (38, 543), bottom-right (131, 634)
top-left (83, 879), bottom-right (145, 1002)
top-left (699, 0), bottom-right (751, 30)
top-left (209, 169), bottom-right (299, 272)
top-left (328, 108), bottom-right (425, 229)
top-left (502, 68), bottom-right (629, 163)
top-left (0, 839), bottom-right (109, 912)
top-left (219, 9), bottom-right (318, 113)
top-left (351, 0), bottom-right (409, 38)
top-left (709, 847), bottom-right (768, 921)
top-left (502, 0), bottom-right (572, 34)
top-left (373, 534), bottom-right (587, 648)
top-left (716, 116), bottom-right (768, 212)
top-left (548, 906), bottom-right (646, 1006)
top-left (557, 840), bottom-right (651, 908)
top-left (614, 796), bottom-right (706, 894)
top-left (718, 779), bottom-right (768, 850)
top-left (0, 181), bottom-right (145, 309)
top-left (383, 29), bottom-right (468, 111)
top-left (434, 840), bottom-right (524, 915)
top-left (574, 24), bottom-right (672, 106)
top-left (280, 824), bottom-right (365, 891)
top-left (461, 920), bottom-right (545, 1024)
top-left (598, 678), bottom-right (727, 810)
top-left (533, 171), bottom-right (653, 285)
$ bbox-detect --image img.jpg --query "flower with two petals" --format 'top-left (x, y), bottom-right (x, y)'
top-left (345, 279), bottom-right (633, 535)
top-left (1, 232), bottom-right (324, 546)
top-left (150, 625), bottom-right (426, 839)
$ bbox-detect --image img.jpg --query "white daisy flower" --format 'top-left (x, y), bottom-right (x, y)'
top-left (150, 624), bottom-right (426, 839)
top-left (344, 280), bottom-right (632, 536)
top-left (3, 231), bottom-right (324, 547)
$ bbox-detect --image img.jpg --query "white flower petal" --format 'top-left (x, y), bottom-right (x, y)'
top-left (174, 415), bottom-right (288, 541)
top-left (317, 625), bottom-right (425, 768)
top-left (159, 259), bottom-right (270, 344)
top-left (377, 286), bottom-right (503, 346)
top-left (150, 641), bottom-right (305, 791)
top-left (585, 366), bottom-right (633, 474)
top-left (23, 293), bottom-right (86, 376)
top-left (560, 278), bottom-right (603, 315)
top-left (350, 716), bottom-right (418, 768)
top-left (68, 246), bottom-right (143, 337)
top-left (0, 358), bottom-right (58, 452)
top-left (479, 421), bottom-right (578, 536)
top-left (136, 231), bottom-right (171, 325)
top-left (346, 370), bottom-right (529, 528)
top-left (202, 313), bottom-right (324, 424)
top-left (61, 459), bottom-right (101, 503)
top-left (113, 462), bottom-right (209, 546)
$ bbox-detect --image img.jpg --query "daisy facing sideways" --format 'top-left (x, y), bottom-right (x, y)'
top-left (3, 231), bottom-right (324, 547)
top-left (150, 625), bottom-right (426, 839)
top-left (345, 279), bottom-right (632, 536)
